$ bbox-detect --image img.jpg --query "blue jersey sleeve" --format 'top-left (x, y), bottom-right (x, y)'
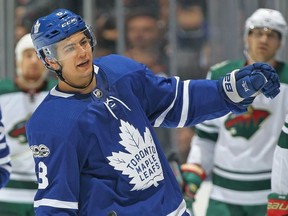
top-left (95, 54), bottom-right (235, 128)
top-left (0, 109), bottom-right (11, 189)
top-left (141, 71), bottom-right (232, 127)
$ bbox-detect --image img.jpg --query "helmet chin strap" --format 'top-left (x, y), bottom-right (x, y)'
top-left (50, 61), bottom-right (95, 90)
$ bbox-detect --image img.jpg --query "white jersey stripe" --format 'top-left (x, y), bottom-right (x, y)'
top-left (0, 142), bottom-right (6, 150)
top-left (1, 164), bottom-right (12, 173)
top-left (50, 87), bottom-right (74, 98)
top-left (177, 80), bottom-right (190, 127)
top-left (167, 199), bottom-right (191, 216)
top-left (0, 155), bottom-right (10, 165)
top-left (210, 185), bottom-right (269, 205)
top-left (213, 167), bottom-right (271, 180)
top-left (196, 122), bottom-right (218, 133)
top-left (34, 198), bottom-right (78, 209)
top-left (153, 77), bottom-right (180, 127)
top-left (0, 188), bottom-right (36, 203)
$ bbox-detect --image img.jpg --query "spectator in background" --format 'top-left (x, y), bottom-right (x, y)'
top-left (176, 0), bottom-right (210, 80)
top-left (124, 0), bottom-right (161, 18)
top-left (0, 33), bottom-right (57, 215)
top-left (124, 9), bottom-right (168, 74)
top-left (14, 0), bottom-right (82, 43)
top-left (94, 12), bottom-right (118, 57)
top-left (181, 8), bottom-right (288, 216)
top-left (0, 109), bottom-right (11, 190)
top-left (15, 0), bottom-right (53, 34)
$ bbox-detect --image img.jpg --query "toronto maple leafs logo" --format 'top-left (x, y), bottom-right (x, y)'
top-left (107, 120), bottom-right (164, 191)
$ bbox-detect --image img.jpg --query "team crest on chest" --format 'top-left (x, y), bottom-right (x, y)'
top-left (8, 119), bottom-right (28, 144)
top-left (107, 120), bottom-right (164, 191)
top-left (225, 106), bottom-right (270, 139)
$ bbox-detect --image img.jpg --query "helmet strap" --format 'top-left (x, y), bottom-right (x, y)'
top-left (48, 61), bottom-right (94, 90)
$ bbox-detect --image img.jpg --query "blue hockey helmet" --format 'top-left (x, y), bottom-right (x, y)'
top-left (31, 8), bottom-right (96, 64)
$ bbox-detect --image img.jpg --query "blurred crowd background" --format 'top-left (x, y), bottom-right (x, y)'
top-left (1, 0), bottom-right (288, 164)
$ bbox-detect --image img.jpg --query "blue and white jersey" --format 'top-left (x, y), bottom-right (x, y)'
top-left (27, 55), bottom-right (234, 215)
top-left (0, 109), bottom-right (11, 189)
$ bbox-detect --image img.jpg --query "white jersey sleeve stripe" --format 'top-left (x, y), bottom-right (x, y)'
top-left (153, 76), bottom-right (180, 127)
top-left (34, 198), bottom-right (78, 209)
top-left (0, 155), bottom-right (10, 165)
top-left (167, 199), bottom-right (191, 216)
top-left (213, 166), bottom-right (271, 180)
top-left (0, 142), bottom-right (6, 150)
top-left (196, 122), bottom-right (218, 133)
top-left (1, 164), bottom-right (11, 173)
top-left (177, 80), bottom-right (190, 127)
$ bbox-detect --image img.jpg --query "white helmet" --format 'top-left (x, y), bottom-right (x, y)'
top-left (15, 33), bottom-right (35, 63)
top-left (244, 8), bottom-right (287, 41)
top-left (15, 33), bottom-right (47, 81)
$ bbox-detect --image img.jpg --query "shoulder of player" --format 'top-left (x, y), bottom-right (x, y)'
top-left (28, 96), bottom-right (91, 139)
top-left (209, 60), bottom-right (245, 80)
top-left (93, 54), bottom-right (146, 80)
top-left (0, 78), bottom-right (19, 94)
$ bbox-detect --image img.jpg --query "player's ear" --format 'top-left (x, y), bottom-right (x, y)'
top-left (45, 57), bottom-right (60, 70)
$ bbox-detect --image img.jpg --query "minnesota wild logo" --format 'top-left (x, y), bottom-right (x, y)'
top-left (107, 120), bottom-right (164, 191)
top-left (8, 114), bottom-right (31, 144)
top-left (224, 106), bottom-right (270, 139)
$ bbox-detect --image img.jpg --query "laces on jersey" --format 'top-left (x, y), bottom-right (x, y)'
top-left (103, 96), bottom-right (131, 119)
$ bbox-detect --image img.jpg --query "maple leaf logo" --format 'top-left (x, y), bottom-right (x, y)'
top-left (107, 120), bottom-right (164, 191)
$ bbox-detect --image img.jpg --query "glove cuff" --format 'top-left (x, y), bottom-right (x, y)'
top-left (222, 69), bottom-right (244, 103)
top-left (267, 193), bottom-right (288, 216)
top-left (181, 163), bottom-right (206, 180)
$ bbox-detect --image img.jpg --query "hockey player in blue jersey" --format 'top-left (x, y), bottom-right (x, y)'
top-left (0, 109), bottom-right (11, 189)
top-left (27, 8), bottom-right (281, 216)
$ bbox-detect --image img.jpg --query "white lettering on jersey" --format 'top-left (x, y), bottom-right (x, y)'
top-left (107, 120), bottom-right (164, 191)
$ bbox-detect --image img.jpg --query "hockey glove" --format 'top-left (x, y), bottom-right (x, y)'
top-left (255, 63), bottom-right (280, 99)
top-left (181, 164), bottom-right (206, 209)
top-left (220, 62), bottom-right (280, 109)
top-left (169, 161), bottom-right (194, 215)
top-left (267, 193), bottom-right (288, 216)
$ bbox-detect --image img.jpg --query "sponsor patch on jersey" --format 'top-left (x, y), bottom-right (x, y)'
top-left (107, 120), bottom-right (164, 191)
top-left (30, 144), bottom-right (50, 158)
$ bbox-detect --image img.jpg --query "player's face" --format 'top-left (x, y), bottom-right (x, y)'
top-left (246, 28), bottom-right (281, 63)
top-left (19, 48), bottom-right (46, 82)
top-left (49, 31), bottom-right (94, 88)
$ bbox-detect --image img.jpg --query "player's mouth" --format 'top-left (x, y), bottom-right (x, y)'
top-left (258, 46), bottom-right (268, 51)
top-left (77, 60), bottom-right (90, 68)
